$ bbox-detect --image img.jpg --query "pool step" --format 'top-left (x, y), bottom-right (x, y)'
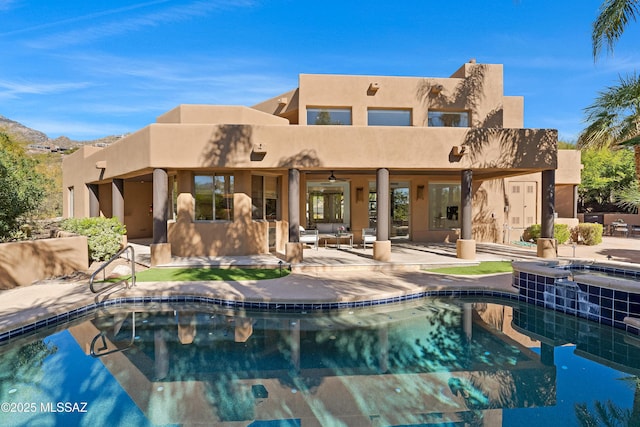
top-left (624, 316), bottom-right (640, 329)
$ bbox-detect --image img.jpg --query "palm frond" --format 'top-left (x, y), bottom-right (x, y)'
top-left (593, 0), bottom-right (640, 59)
top-left (616, 181), bottom-right (640, 211)
top-left (580, 73), bottom-right (640, 149)
top-left (619, 134), bottom-right (640, 146)
top-left (578, 111), bottom-right (620, 149)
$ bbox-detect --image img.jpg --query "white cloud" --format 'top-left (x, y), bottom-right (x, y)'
top-left (22, 0), bottom-right (255, 49)
top-left (0, 79), bottom-right (92, 99)
top-left (58, 51), bottom-right (296, 102)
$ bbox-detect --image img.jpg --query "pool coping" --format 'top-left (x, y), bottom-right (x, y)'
top-left (0, 270), bottom-right (519, 345)
top-left (0, 288), bottom-right (524, 346)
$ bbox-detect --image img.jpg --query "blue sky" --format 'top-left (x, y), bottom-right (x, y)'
top-left (1, 0), bottom-right (640, 141)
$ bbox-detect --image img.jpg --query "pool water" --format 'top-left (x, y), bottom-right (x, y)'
top-left (0, 299), bottom-right (639, 426)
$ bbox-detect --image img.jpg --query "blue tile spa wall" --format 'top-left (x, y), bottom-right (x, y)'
top-left (513, 267), bottom-right (640, 336)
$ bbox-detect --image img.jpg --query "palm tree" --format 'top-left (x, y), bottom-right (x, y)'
top-left (578, 72), bottom-right (640, 182)
top-left (580, 0), bottom-right (640, 210)
top-left (592, 0), bottom-right (640, 60)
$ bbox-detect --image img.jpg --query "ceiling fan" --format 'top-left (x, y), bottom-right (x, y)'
top-left (327, 170), bottom-right (348, 183)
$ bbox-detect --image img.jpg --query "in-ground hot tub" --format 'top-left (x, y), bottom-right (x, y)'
top-left (512, 260), bottom-right (640, 335)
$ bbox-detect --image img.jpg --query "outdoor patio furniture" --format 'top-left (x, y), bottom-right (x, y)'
top-left (610, 221), bottom-right (629, 237)
top-left (362, 228), bottom-right (376, 249)
top-left (316, 223), bottom-right (352, 248)
top-left (299, 226), bottom-right (319, 250)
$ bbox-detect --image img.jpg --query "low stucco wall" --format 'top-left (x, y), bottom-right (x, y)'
top-left (168, 221), bottom-right (269, 256)
top-left (0, 235), bottom-right (89, 289)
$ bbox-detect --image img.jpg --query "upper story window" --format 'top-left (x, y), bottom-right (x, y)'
top-left (368, 109), bottom-right (411, 126)
top-left (194, 174), bottom-right (234, 221)
top-left (307, 108), bottom-right (351, 125)
top-left (427, 111), bottom-right (470, 127)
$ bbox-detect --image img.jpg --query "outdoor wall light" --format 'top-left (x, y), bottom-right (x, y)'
top-left (416, 185), bottom-right (425, 200)
top-left (253, 143), bottom-right (267, 154)
top-left (430, 84), bottom-right (443, 95)
top-left (451, 145), bottom-right (466, 157)
top-left (328, 171), bottom-right (337, 183)
top-left (356, 187), bottom-right (364, 202)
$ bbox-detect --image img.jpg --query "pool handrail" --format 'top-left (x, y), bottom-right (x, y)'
top-left (90, 312), bottom-right (136, 357)
top-left (89, 244), bottom-right (136, 293)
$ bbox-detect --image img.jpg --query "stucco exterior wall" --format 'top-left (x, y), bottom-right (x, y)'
top-left (168, 221), bottom-right (269, 256)
top-left (295, 64), bottom-right (508, 129)
top-left (63, 125), bottom-right (557, 181)
top-left (0, 236), bottom-right (89, 289)
top-left (555, 185), bottom-right (576, 218)
top-left (157, 105), bottom-right (289, 125)
top-left (61, 62), bottom-right (571, 256)
top-left (556, 150), bottom-right (582, 184)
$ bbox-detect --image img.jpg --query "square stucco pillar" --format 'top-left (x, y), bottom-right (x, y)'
top-left (151, 243), bottom-right (172, 266)
top-left (151, 168), bottom-right (171, 266)
top-left (112, 179), bottom-right (124, 225)
top-left (88, 184), bottom-right (99, 217)
top-left (285, 242), bottom-right (303, 264)
top-left (373, 241), bottom-right (391, 262)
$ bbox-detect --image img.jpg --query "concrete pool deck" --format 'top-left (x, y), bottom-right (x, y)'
top-left (1, 236), bottom-right (639, 335)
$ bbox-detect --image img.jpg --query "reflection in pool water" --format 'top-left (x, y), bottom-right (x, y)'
top-left (0, 299), bottom-right (639, 426)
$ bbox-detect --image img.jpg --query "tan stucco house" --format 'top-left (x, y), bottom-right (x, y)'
top-left (62, 60), bottom-right (580, 265)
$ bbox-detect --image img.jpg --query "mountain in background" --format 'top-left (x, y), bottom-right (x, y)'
top-left (0, 114), bottom-right (124, 150)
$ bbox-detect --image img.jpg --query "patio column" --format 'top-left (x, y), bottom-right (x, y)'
top-left (112, 179), bottom-right (124, 225)
top-left (540, 343), bottom-right (555, 366)
top-left (374, 168), bottom-right (391, 261)
top-left (463, 303), bottom-right (473, 341)
top-left (151, 168), bottom-right (171, 266)
top-left (290, 319), bottom-right (300, 374)
top-left (538, 169), bottom-right (556, 258)
top-left (573, 184), bottom-right (579, 218)
top-left (153, 169), bottom-right (169, 244)
top-left (88, 184), bottom-right (99, 217)
top-left (286, 168), bottom-right (303, 263)
top-left (378, 327), bottom-right (389, 373)
top-left (456, 169), bottom-right (476, 259)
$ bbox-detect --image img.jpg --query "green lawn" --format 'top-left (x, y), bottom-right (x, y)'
top-left (425, 261), bottom-right (513, 275)
top-left (110, 267), bottom-right (290, 282)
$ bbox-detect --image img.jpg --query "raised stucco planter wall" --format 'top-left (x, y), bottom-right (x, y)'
top-left (0, 235), bottom-right (89, 289)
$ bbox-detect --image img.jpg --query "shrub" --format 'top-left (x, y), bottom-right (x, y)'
top-left (0, 133), bottom-right (50, 241)
top-left (522, 224), bottom-right (541, 242)
top-left (60, 217), bottom-right (126, 262)
top-left (522, 223), bottom-right (570, 244)
top-left (575, 223), bottom-right (603, 246)
top-left (554, 224), bottom-right (570, 245)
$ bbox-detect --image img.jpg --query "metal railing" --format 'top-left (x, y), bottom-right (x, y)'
top-left (90, 312), bottom-right (136, 357)
top-left (89, 244), bottom-right (136, 293)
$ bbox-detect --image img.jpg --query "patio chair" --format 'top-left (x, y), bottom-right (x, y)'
top-left (362, 228), bottom-right (376, 249)
top-left (610, 220), bottom-right (629, 237)
top-left (299, 226), bottom-right (319, 250)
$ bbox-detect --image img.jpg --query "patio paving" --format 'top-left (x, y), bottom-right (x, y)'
top-left (0, 236), bottom-right (638, 335)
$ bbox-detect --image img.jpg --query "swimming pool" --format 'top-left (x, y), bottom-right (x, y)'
top-left (0, 298), bottom-right (639, 426)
